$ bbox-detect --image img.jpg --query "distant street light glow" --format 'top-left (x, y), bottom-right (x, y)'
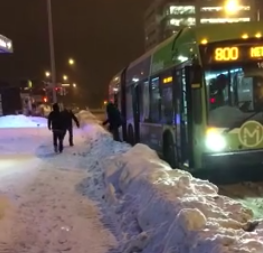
top-left (72, 83), bottom-right (77, 88)
top-left (225, 0), bottom-right (240, 14)
top-left (68, 58), bottom-right (74, 65)
top-left (63, 75), bottom-right (68, 81)
top-left (45, 71), bottom-right (50, 77)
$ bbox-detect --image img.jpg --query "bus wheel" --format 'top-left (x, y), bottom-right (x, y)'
top-left (128, 125), bottom-right (134, 145)
top-left (163, 132), bottom-right (177, 168)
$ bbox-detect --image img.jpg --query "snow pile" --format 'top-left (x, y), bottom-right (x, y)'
top-left (0, 115), bottom-right (47, 128)
top-left (29, 116), bottom-right (47, 126)
top-left (103, 144), bottom-right (263, 253)
top-left (77, 110), bottom-right (107, 141)
top-left (77, 110), bottom-right (102, 126)
top-left (101, 145), bottom-right (263, 253)
top-left (73, 111), bottom-right (263, 253)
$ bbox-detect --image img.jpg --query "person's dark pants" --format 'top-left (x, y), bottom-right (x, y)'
top-left (66, 127), bottom-right (74, 146)
top-left (53, 130), bottom-right (65, 152)
top-left (110, 127), bottom-right (121, 142)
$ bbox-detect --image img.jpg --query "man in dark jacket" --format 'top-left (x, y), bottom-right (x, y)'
top-left (102, 102), bottom-right (122, 141)
top-left (62, 107), bottom-right (80, 146)
top-left (48, 103), bottom-right (66, 153)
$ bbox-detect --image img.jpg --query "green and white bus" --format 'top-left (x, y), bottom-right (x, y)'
top-left (109, 22), bottom-right (263, 173)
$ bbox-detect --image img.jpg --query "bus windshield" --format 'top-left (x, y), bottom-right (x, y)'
top-left (205, 64), bottom-right (263, 128)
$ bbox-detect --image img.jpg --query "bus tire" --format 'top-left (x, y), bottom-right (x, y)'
top-left (163, 131), bottom-right (177, 168)
top-left (128, 125), bottom-right (134, 145)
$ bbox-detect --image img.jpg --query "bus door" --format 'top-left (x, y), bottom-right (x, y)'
top-left (174, 67), bottom-right (191, 167)
top-left (132, 83), bottom-right (140, 143)
top-left (114, 93), bottom-right (118, 106)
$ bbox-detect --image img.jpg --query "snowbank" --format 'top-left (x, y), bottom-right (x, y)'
top-left (77, 110), bottom-right (263, 253)
top-left (76, 110), bottom-right (107, 141)
top-left (0, 115), bottom-right (47, 128)
top-left (77, 110), bottom-right (102, 126)
top-left (103, 145), bottom-right (263, 253)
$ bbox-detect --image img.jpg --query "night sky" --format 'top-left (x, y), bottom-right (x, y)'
top-left (0, 0), bottom-right (150, 107)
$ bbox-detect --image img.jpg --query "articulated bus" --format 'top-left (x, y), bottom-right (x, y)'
top-left (109, 22), bottom-right (263, 174)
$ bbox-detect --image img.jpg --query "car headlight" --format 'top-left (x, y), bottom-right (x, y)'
top-left (205, 128), bottom-right (226, 152)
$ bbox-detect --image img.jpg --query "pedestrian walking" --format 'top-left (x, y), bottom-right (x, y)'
top-left (48, 103), bottom-right (66, 153)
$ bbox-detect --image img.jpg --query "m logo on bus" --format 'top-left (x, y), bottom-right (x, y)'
top-left (238, 121), bottom-right (263, 148)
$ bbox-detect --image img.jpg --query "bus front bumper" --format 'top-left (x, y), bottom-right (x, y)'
top-left (202, 149), bottom-right (263, 169)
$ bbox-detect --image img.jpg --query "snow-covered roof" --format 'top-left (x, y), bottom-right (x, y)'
top-left (0, 34), bottom-right (13, 53)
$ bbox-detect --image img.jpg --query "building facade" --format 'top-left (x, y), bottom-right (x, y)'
top-left (144, 0), bottom-right (257, 50)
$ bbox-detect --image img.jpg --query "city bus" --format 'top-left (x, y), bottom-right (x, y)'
top-left (109, 21), bottom-right (263, 173)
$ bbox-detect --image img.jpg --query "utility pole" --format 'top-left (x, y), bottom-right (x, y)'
top-left (47, 0), bottom-right (57, 103)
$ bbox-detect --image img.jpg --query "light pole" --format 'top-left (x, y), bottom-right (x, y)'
top-left (47, 0), bottom-right (57, 103)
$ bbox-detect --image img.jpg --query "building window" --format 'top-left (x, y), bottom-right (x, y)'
top-left (169, 17), bottom-right (196, 26)
top-left (200, 6), bottom-right (250, 12)
top-left (169, 6), bottom-right (195, 15)
top-left (200, 17), bottom-right (250, 24)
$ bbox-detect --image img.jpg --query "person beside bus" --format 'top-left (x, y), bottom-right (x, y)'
top-left (48, 103), bottom-right (66, 153)
top-left (102, 102), bottom-right (122, 141)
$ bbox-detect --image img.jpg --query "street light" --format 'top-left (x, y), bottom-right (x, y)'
top-left (68, 58), bottom-right (75, 65)
top-left (45, 71), bottom-right (50, 77)
top-left (63, 75), bottom-right (68, 81)
top-left (46, 0), bottom-right (57, 103)
top-left (72, 83), bottom-right (77, 88)
top-left (224, 0), bottom-right (239, 14)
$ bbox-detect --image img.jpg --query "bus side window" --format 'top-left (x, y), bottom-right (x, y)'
top-left (161, 84), bottom-right (173, 124)
top-left (126, 85), bottom-right (133, 120)
top-left (177, 69), bottom-right (188, 123)
top-left (139, 80), bottom-right (150, 122)
top-left (150, 77), bottom-right (161, 123)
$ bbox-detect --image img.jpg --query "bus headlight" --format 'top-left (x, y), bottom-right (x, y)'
top-left (205, 128), bottom-right (226, 152)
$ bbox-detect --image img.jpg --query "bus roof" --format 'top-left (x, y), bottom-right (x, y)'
top-left (109, 69), bottom-right (125, 86)
top-left (112, 21), bottom-right (263, 84)
top-left (189, 21), bottom-right (263, 43)
top-left (125, 36), bottom-right (175, 85)
top-left (151, 21), bottom-right (263, 74)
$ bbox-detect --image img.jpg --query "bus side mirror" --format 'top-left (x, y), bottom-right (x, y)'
top-left (185, 65), bottom-right (202, 124)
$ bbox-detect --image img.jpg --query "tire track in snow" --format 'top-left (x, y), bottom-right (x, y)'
top-left (218, 181), bottom-right (263, 220)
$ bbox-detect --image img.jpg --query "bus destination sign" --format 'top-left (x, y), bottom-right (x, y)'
top-left (201, 43), bottom-right (263, 64)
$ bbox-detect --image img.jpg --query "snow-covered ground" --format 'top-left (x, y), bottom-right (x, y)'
top-left (0, 115), bottom-right (47, 128)
top-left (0, 114), bottom-right (116, 252)
top-left (1, 112), bottom-right (263, 253)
